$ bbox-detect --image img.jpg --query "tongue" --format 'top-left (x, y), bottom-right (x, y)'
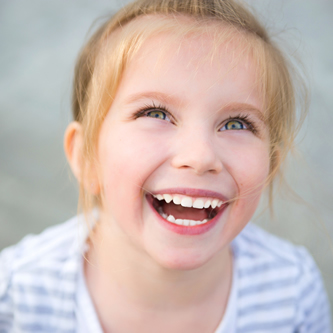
top-left (162, 202), bottom-right (208, 221)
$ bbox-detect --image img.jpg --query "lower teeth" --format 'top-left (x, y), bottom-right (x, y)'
top-left (158, 207), bottom-right (208, 226)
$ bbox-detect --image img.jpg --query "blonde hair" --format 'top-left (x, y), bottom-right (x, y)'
top-left (72, 0), bottom-right (307, 216)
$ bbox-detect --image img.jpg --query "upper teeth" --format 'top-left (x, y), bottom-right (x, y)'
top-left (153, 194), bottom-right (223, 209)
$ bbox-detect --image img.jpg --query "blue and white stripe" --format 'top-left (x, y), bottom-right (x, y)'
top-left (0, 216), bottom-right (331, 332)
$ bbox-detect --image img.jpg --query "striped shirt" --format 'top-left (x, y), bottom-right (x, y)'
top-left (0, 215), bottom-right (331, 332)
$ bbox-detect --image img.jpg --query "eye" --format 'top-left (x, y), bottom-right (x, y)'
top-left (133, 103), bottom-right (173, 123)
top-left (221, 120), bottom-right (247, 131)
top-left (146, 110), bottom-right (167, 120)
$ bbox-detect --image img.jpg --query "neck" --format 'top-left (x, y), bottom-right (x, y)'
top-left (84, 220), bottom-right (233, 310)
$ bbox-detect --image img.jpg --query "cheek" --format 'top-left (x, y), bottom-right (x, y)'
top-left (98, 128), bottom-right (169, 195)
top-left (238, 149), bottom-right (269, 201)
top-left (222, 147), bottom-right (269, 242)
top-left (227, 141), bottom-right (270, 191)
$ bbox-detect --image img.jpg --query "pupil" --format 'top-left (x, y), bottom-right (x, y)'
top-left (227, 121), bottom-right (242, 130)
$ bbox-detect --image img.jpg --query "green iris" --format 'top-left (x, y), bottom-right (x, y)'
top-left (147, 110), bottom-right (166, 120)
top-left (225, 120), bottom-right (244, 130)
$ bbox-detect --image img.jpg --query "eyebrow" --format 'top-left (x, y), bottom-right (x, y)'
top-left (124, 91), bottom-right (265, 123)
top-left (221, 103), bottom-right (266, 123)
top-left (124, 91), bottom-right (183, 107)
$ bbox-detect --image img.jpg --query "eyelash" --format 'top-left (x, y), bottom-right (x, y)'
top-left (133, 103), bottom-right (258, 134)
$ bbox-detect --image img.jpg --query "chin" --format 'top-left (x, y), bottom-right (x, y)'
top-left (149, 247), bottom-right (218, 271)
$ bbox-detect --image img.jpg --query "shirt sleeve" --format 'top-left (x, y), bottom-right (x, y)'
top-left (0, 246), bottom-right (14, 332)
top-left (295, 247), bottom-right (331, 333)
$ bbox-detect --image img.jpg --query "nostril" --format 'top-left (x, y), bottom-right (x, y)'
top-left (172, 155), bottom-right (223, 175)
top-left (170, 137), bottom-right (223, 175)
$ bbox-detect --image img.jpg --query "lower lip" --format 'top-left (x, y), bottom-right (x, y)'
top-left (146, 195), bottom-right (227, 236)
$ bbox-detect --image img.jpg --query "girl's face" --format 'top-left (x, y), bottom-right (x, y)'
top-left (96, 31), bottom-right (270, 270)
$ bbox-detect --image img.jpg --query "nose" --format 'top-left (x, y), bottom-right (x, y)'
top-left (171, 126), bottom-right (223, 175)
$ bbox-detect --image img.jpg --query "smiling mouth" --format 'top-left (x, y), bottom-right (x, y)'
top-left (148, 193), bottom-right (225, 227)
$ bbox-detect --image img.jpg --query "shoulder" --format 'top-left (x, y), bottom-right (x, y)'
top-left (233, 223), bottom-right (331, 332)
top-left (0, 216), bottom-right (80, 279)
top-left (0, 216), bottom-right (83, 331)
top-left (235, 223), bottom-right (322, 275)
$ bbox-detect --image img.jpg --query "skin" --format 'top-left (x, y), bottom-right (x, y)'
top-left (65, 25), bottom-right (270, 333)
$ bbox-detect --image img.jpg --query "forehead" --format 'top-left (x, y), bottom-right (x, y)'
top-left (115, 25), bottom-right (264, 111)
top-left (126, 16), bottom-right (258, 68)
top-left (140, 34), bottom-right (253, 73)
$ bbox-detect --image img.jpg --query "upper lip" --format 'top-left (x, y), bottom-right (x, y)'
top-left (149, 188), bottom-right (228, 202)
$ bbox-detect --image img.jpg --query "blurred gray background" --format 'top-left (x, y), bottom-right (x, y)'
top-left (1, 0), bottom-right (332, 314)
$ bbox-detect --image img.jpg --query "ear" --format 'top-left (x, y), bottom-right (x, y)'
top-left (64, 122), bottom-right (100, 195)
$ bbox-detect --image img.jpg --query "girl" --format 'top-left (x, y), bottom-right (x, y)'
top-left (0, 0), bottom-right (331, 332)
